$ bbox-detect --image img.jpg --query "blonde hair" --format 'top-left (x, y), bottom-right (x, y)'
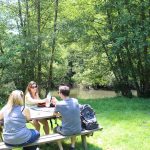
top-left (6, 90), bottom-right (24, 114)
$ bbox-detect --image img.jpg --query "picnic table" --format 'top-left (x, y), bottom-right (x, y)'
top-left (0, 106), bottom-right (103, 150)
top-left (29, 106), bottom-right (55, 120)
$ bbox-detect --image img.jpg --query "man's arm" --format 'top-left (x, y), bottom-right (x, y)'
top-left (53, 102), bottom-right (61, 117)
top-left (53, 111), bottom-right (61, 121)
top-left (53, 111), bottom-right (61, 117)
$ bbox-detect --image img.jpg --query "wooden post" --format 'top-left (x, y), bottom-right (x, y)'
top-left (81, 135), bottom-right (88, 150)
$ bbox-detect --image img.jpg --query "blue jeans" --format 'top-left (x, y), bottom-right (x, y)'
top-left (24, 129), bottom-right (40, 145)
top-left (5, 129), bottom-right (40, 149)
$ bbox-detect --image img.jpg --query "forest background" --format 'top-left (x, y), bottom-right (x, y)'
top-left (0, 0), bottom-right (150, 101)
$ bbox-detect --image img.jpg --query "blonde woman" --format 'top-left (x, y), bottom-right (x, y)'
top-left (25, 81), bottom-right (49, 135)
top-left (0, 90), bottom-right (40, 150)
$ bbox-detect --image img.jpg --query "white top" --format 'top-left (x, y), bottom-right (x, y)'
top-left (25, 92), bottom-right (42, 107)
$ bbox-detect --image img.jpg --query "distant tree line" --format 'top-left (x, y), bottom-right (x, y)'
top-left (0, 0), bottom-right (149, 100)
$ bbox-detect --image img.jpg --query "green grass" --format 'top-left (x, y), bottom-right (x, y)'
top-left (4, 96), bottom-right (150, 150)
top-left (81, 97), bottom-right (150, 150)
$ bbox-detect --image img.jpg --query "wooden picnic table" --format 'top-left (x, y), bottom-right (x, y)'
top-left (0, 107), bottom-right (56, 125)
top-left (0, 106), bottom-right (103, 150)
top-left (0, 107), bottom-right (57, 131)
top-left (29, 106), bottom-right (58, 129)
top-left (29, 106), bottom-right (55, 120)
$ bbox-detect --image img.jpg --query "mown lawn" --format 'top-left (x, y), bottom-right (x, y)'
top-left (4, 96), bottom-right (150, 150)
top-left (80, 97), bottom-right (150, 150)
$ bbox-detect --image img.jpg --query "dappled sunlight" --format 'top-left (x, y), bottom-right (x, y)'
top-left (1, 97), bottom-right (150, 150)
top-left (89, 97), bottom-right (150, 150)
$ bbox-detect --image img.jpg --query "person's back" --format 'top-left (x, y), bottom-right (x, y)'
top-left (54, 85), bottom-right (81, 150)
top-left (55, 98), bottom-right (81, 135)
top-left (0, 90), bottom-right (40, 150)
top-left (3, 105), bottom-right (31, 145)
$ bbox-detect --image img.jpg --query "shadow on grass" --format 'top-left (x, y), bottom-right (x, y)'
top-left (39, 141), bottom-right (102, 150)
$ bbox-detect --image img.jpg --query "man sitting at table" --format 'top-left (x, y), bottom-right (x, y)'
top-left (52, 85), bottom-right (81, 150)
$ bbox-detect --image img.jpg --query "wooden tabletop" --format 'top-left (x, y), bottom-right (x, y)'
top-left (29, 107), bottom-right (55, 120)
top-left (0, 107), bottom-right (56, 126)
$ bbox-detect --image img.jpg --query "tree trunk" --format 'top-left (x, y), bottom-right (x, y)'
top-left (18, 0), bottom-right (27, 90)
top-left (37, 0), bottom-right (42, 85)
top-left (25, 0), bottom-right (35, 80)
top-left (46, 0), bottom-right (59, 93)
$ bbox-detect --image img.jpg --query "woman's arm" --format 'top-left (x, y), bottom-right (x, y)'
top-left (22, 108), bottom-right (31, 121)
top-left (0, 111), bottom-right (3, 121)
top-left (0, 106), bottom-right (6, 120)
top-left (25, 93), bottom-right (46, 105)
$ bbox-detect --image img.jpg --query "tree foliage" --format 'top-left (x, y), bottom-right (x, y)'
top-left (0, 0), bottom-right (149, 99)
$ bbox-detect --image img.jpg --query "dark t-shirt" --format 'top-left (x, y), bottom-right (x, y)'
top-left (54, 98), bottom-right (81, 135)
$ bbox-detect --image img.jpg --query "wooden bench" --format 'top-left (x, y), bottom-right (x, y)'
top-left (0, 127), bottom-right (103, 150)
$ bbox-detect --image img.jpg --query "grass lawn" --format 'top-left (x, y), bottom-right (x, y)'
top-left (2, 96), bottom-right (150, 150)
top-left (80, 97), bottom-right (150, 150)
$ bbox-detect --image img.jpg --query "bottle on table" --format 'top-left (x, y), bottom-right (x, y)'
top-left (45, 92), bottom-right (52, 107)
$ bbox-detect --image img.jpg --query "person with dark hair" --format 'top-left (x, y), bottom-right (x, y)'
top-left (53, 85), bottom-right (81, 150)
top-left (0, 90), bottom-right (40, 150)
top-left (25, 81), bottom-right (49, 135)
